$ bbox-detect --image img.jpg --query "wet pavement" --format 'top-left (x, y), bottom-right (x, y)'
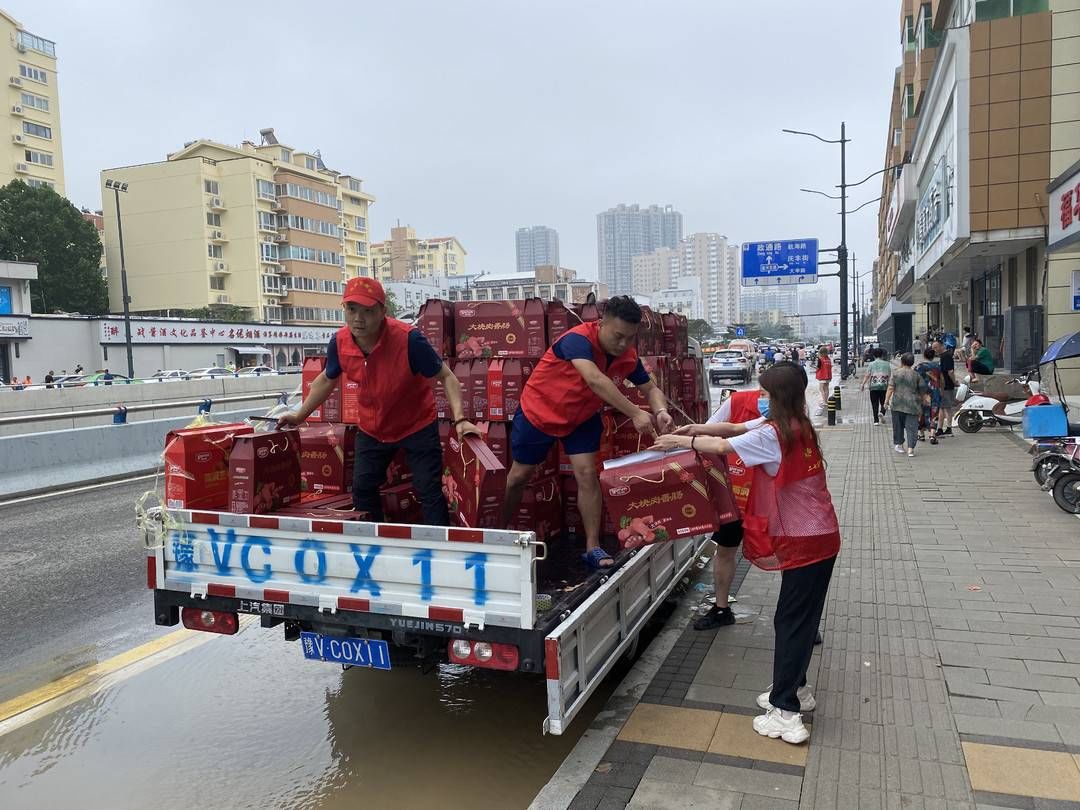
top-left (0, 378), bottom-right (762, 809)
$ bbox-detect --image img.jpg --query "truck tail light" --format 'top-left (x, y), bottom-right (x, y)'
top-left (447, 639), bottom-right (519, 671)
top-left (181, 607), bottom-right (239, 635)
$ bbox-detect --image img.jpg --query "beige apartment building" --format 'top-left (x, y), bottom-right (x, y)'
top-left (100, 129), bottom-right (374, 327)
top-left (875, 0), bottom-right (1078, 376)
top-left (3, 10), bottom-right (64, 195)
top-left (630, 247), bottom-right (679, 296)
top-left (370, 225), bottom-right (466, 282)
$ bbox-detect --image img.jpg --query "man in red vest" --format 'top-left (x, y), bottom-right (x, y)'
top-left (502, 296), bottom-right (674, 570)
top-left (279, 277), bottom-right (478, 525)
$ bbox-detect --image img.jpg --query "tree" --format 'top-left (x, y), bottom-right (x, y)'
top-left (0, 181), bottom-right (108, 315)
top-left (179, 305), bottom-right (254, 322)
top-left (384, 289), bottom-right (399, 318)
top-left (688, 319), bottom-right (713, 343)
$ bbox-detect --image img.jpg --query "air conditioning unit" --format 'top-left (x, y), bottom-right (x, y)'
top-left (12, 133), bottom-right (23, 143)
top-left (16, 42), bottom-right (26, 53)
top-left (211, 229), bottom-right (223, 239)
top-left (11, 105), bottom-right (22, 115)
top-left (209, 195), bottom-right (223, 208)
top-left (215, 261), bottom-right (227, 271)
top-left (14, 162), bottom-right (28, 173)
top-left (216, 295), bottom-right (230, 304)
top-left (9, 75), bottom-right (21, 86)
top-left (266, 298), bottom-right (278, 306)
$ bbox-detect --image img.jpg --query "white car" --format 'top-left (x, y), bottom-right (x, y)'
top-left (151, 369), bottom-right (188, 382)
top-left (237, 365), bottom-right (276, 376)
top-left (187, 366), bottom-right (232, 379)
top-left (709, 350), bottom-right (752, 384)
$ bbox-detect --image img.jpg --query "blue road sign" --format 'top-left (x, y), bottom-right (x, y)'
top-left (735, 327), bottom-right (746, 337)
top-left (741, 239), bottom-right (819, 287)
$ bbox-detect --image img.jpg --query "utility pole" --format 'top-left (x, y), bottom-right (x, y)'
top-left (838, 121), bottom-right (849, 380)
top-left (106, 179), bottom-right (135, 379)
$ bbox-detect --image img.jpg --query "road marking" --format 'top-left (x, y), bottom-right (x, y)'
top-left (0, 473), bottom-right (159, 508)
top-left (0, 616), bottom-right (255, 737)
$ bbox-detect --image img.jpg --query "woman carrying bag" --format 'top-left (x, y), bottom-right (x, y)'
top-left (652, 363), bottom-right (840, 744)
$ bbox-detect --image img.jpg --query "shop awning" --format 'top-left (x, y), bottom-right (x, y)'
top-left (231, 346), bottom-right (271, 354)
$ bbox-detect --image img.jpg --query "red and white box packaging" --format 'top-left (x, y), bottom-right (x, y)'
top-left (298, 423), bottom-right (357, 495)
top-left (454, 299), bottom-right (546, 359)
top-left (442, 434), bottom-right (506, 529)
top-left (418, 298), bottom-right (454, 358)
top-left (469, 358), bottom-right (489, 421)
top-left (228, 431), bottom-right (303, 514)
top-left (380, 482), bottom-right (424, 524)
top-left (547, 300), bottom-right (570, 345)
top-left (302, 356), bottom-right (342, 422)
top-left (599, 449), bottom-right (738, 549)
top-left (164, 423), bottom-right (253, 510)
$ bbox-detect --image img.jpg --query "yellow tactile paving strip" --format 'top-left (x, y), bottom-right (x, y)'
top-left (617, 702), bottom-right (808, 767)
top-left (962, 742), bottom-right (1080, 802)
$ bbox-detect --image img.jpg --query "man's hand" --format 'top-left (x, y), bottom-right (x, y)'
top-left (631, 409), bottom-right (657, 437)
top-left (655, 409), bottom-right (675, 435)
top-left (455, 419), bottom-right (482, 438)
top-left (276, 411), bottom-right (305, 429)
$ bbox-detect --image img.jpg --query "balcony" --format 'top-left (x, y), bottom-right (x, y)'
top-left (208, 229), bottom-right (228, 243)
top-left (258, 222), bottom-right (277, 235)
top-left (207, 195), bottom-right (226, 210)
top-left (14, 161), bottom-right (28, 174)
top-left (886, 167), bottom-right (918, 251)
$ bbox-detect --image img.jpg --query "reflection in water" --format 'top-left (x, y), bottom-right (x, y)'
top-left (0, 621), bottom-right (621, 810)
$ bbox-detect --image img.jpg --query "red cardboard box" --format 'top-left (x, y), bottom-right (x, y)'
top-left (442, 434), bottom-right (506, 529)
top-left (503, 358), bottom-right (532, 419)
top-left (454, 300), bottom-right (545, 359)
top-left (302, 357), bottom-right (342, 422)
top-left (438, 420), bottom-right (451, 454)
top-left (228, 431), bottom-right (302, 514)
top-left (453, 358), bottom-right (473, 420)
top-left (478, 420), bottom-right (509, 467)
top-left (341, 379), bottom-right (359, 424)
top-left (510, 474), bottom-right (562, 539)
top-left (574, 302), bottom-right (601, 323)
top-left (608, 411), bottom-right (653, 458)
top-left (277, 493), bottom-right (369, 522)
top-left (380, 482), bottom-right (423, 524)
top-left (470, 358), bottom-right (489, 421)
top-left (298, 423), bottom-right (357, 494)
top-left (486, 359), bottom-right (506, 420)
top-left (418, 298), bottom-right (454, 358)
top-left (600, 449), bottom-right (738, 549)
top-left (164, 423), bottom-right (254, 510)
top-left (547, 300), bottom-right (570, 345)
top-left (523, 298), bottom-right (548, 357)
top-left (679, 357), bottom-right (700, 403)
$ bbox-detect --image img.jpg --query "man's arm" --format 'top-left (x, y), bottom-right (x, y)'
top-left (278, 371), bottom-right (335, 426)
top-left (640, 380), bottom-right (674, 433)
top-left (435, 363), bottom-right (481, 437)
top-left (570, 358), bottom-right (654, 435)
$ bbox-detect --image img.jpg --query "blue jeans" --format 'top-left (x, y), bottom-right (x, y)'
top-left (891, 410), bottom-right (918, 449)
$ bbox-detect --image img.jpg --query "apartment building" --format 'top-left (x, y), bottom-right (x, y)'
top-left (630, 247), bottom-right (679, 296)
top-left (515, 225), bottom-right (560, 273)
top-left (3, 10), bottom-right (64, 195)
top-left (369, 225), bottom-right (466, 283)
top-left (632, 233), bottom-right (740, 332)
top-left (100, 128), bottom-right (374, 327)
top-left (740, 285), bottom-right (800, 326)
top-left (80, 208), bottom-right (107, 277)
top-left (596, 204), bottom-right (683, 295)
top-left (874, 0), bottom-right (1072, 373)
top-left (447, 266), bottom-right (606, 304)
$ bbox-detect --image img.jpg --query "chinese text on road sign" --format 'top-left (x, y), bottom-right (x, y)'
top-left (741, 239), bottom-right (819, 287)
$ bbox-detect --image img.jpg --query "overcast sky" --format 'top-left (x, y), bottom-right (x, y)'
top-left (28, 0), bottom-right (898, 310)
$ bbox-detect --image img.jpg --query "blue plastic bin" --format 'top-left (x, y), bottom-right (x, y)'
top-left (1022, 404), bottom-right (1068, 438)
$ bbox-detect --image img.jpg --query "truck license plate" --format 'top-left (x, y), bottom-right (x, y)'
top-left (299, 631), bottom-right (391, 670)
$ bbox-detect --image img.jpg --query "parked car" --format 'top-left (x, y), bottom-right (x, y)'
top-left (187, 367), bottom-right (232, 379)
top-left (151, 369), bottom-right (189, 382)
top-left (236, 365), bottom-right (276, 376)
top-left (75, 372), bottom-right (140, 386)
top-left (709, 349), bottom-right (752, 385)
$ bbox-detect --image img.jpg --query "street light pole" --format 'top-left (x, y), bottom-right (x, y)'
top-left (106, 179), bottom-right (134, 379)
top-left (838, 121), bottom-right (850, 380)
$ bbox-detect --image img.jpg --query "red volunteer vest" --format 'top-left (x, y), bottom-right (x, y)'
top-left (335, 318), bottom-right (437, 443)
top-left (724, 390), bottom-right (761, 514)
top-left (741, 421), bottom-right (841, 571)
top-left (520, 322), bottom-right (640, 437)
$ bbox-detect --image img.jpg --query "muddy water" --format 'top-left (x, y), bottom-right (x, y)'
top-left (0, 621), bottom-right (620, 810)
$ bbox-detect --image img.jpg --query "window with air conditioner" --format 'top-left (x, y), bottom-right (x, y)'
top-left (20, 91), bottom-right (48, 113)
top-left (22, 121), bottom-right (51, 139)
top-left (204, 179), bottom-right (219, 195)
top-left (206, 212), bottom-right (221, 227)
top-left (208, 244), bottom-right (223, 259)
top-left (24, 148), bottom-right (52, 167)
top-left (210, 277), bottom-right (225, 291)
top-left (18, 64), bottom-right (47, 84)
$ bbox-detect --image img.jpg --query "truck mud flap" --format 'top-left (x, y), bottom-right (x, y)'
top-left (542, 534), bottom-right (706, 735)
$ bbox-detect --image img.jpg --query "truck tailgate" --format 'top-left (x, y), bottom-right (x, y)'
top-left (147, 509), bottom-right (541, 630)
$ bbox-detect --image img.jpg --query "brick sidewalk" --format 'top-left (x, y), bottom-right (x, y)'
top-left (560, 384), bottom-right (1080, 810)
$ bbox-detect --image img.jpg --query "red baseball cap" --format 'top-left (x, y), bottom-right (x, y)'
top-left (343, 276), bottom-right (386, 308)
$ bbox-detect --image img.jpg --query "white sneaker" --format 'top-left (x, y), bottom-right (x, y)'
top-left (894, 444), bottom-right (904, 454)
top-left (907, 448), bottom-right (915, 457)
top-left (756, 685), bottom-right (816, 712)
top-left (753, 708), bottom-right (810, 744)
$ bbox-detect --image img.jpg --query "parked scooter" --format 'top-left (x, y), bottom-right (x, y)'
top-left (1028, 329), bottom-right (1080, 514)
top-left (1045, 454), bottom-right (1080, 514)
top-left (954, 375), bottom-right (1034, 433)
top-left (1029, 437), bottom-right (1080, 487)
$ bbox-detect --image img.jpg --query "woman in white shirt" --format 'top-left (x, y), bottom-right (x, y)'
top-left (652, 363), bottom-right (841, 745)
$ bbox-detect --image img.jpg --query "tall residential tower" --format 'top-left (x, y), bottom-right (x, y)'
top-left (596, 204), bottom-right (683, 296)
top-left (515, 225), bottom-right (559, 273)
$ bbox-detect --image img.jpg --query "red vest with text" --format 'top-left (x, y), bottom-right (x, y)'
top-left (335, 318), bottom-right (437, 443)
top-left (520, 321), bottom-right (640, 437)
top-left (741, 421), bottom-right (841, 571)
top-left (725, 390), bottom-right (761, 514)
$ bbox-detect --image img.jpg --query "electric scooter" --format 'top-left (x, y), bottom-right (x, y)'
top-left (954, 375), bottom-right (1034, 433)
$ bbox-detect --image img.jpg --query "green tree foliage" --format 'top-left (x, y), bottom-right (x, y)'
top-left (384, 289), bottom-right (399, 318)
top-left (179, 305), bottom-right (254, 322)
top-left (0, 181), bottom-right (108, 315)
top-left (688, 319), bottom-right (713, 342)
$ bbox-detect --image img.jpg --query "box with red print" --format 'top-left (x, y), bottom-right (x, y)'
top-left (453, 299), bottom-right (547, 359)
top-left (164, 422), bottom-right (254, 510)
top-left (441, 434), bottom-right (506, 529)
top-left (228, 431), bottom-right (303, 514)
top-left (298, 423), bottom-right (357, 494)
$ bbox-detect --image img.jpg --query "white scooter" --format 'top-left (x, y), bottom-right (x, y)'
top-left (954, 375), bottom-right (1034, 433)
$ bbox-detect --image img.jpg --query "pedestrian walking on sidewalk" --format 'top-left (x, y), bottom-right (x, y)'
top-left (651, 363), bottom-right (840, 744)
top-left (915, 348), bottom-right (943, 444)
top-left (885, 353), bottom-right (928, 458)
top-left (860, 348), bottom-right (891, 424)
top-left (814, 347), bottom-right (832, 415)
top-left (933, 339), bottom-right (957, 437)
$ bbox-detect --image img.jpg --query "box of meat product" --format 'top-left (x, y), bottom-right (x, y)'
top-left (228, 430), bottom-right (302, 514)
top-left (298, 423), bottom-right (357, 494)
top-left (510, 474), bottom-right (562, 539)
top-left (276, 493), bottom-right (369, 522)
top-left (477, 420), bottom-right (509, 467)
top-left (660, 312), bottom-right (679, 357)
top-left (164, 423), bottom-right (254, 510)
top-left (679, 357), bottom-right (700, 403)
top-left (485, 359), bottom-right (505, 420)
top-left (454, 300), bottom-right (539, 359)
top-left (574, 301), bottom-right (601, 323)
top-left (442, 434), bottom-right (506, 529)
top-left (600, 449), bottom-right (736, 549)
top-left (674, 314), bottom-right (688, 355)
top-left (501, 358), bottom-right (532, 420)
top-left (341, 379), bottom-right (359, 424)
top-left (469, 358), bottom-right (489, 421)
top-left (302, 356), bottom-right (342, 422)
top-left (609, 411), bottom-right (653, 459)
top-left (620, 356), bottom-right (663, 408)
top-left (433, 358), bottom-right (456, 420)
top-left (418, 298), bottom-right (454, 358)
top-left (522, 297), bottom-right (548, 357)
top-left (547, 300), bottom-right (570, 345)
top-left (384, 447), bottom-right (412, 487)
top-left (561, 474), bottom-right (584, 539)
top-left (380, 482), bottom-right (424, 524)
top-left (638, 306), bottom-right (657, 356)
top-left (438, 420), bottom-right (451, 454)
top-left (453, 357), bottom-right (473, 421)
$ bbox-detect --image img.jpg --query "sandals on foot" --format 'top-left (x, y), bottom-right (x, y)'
top-left (582, 547), bottom-right (615, 571)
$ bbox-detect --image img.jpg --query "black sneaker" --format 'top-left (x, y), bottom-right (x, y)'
top-left (693, 606), bottom-right (735, 631)
top-left (944, 427), bottom-right (953, 436)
